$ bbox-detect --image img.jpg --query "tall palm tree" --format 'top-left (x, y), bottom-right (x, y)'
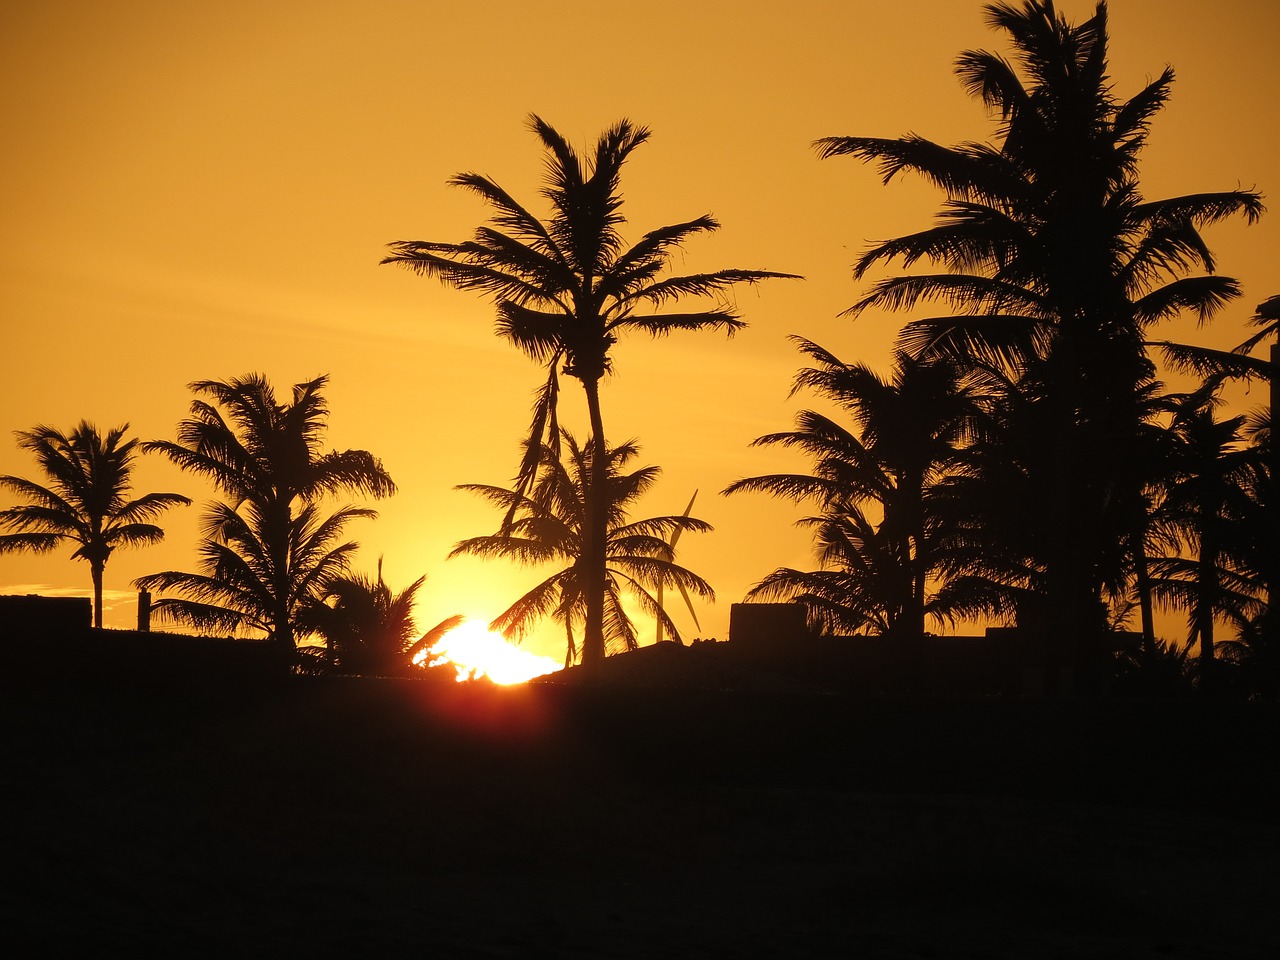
top-left (815, 0), bottom-right (1263, 667)
top-left (383, 115), bottom-right (796, 669)
top-left (451, 431), bottom-right (714, 667)
top-left (0, 422), bottom-right (190, 628)
top-left (725, 339), bottom-right (990, 637)
top-left (136, 375), bottom-right (394, 659)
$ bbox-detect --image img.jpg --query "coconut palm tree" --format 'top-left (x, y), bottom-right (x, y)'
top-left (1155, 294), bottom-right (1278, 667)
top-left (0, 422), bottom-right (190, 628)
top-left (383, 115), bottom-right (796, 669)
top-left (136, 375), bottom-right (394, 659)
top-left (725, 339), bottom-right (991, 638)
top-left (297, 560), bottom-right (431, 676)
top-left (741, 511), bottom-right (911, 637)
top-left (815, 0), bottom-right (1263, 668)
top-left (451, 431), bottom-right (713, 667)
top-left (1234, 407), bottom-right (1276, 690)
top-left (1149, 391), bottom-right (1266, 684)
top-left (146, 375), bottom-right (394, 512)
top-left (138, 498), bottom-right (375, 650)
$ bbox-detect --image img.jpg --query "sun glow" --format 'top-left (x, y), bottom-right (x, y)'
top-left (417, 619), bottom-right (562, 684)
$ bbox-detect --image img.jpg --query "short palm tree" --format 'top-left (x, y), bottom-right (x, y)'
top-left (136, 375), bottom-right (394, 658)
top-left (384, 115), bottom-right (796, 669)
top-left (0, 422), bottom-right (190, 628)
top-left (1150, 392), bottom-right (1265, 677)
top-left (451, 431), bottom-right (713, 666)
top-left (1235, 408), bottom-right (1276, 685)
top-left (725, 339), bottom-right (987, 637)
top-left (743, 510), bottom-right (914, 637)
top-left (297, 560), bottom-right (428, 676)
top-left (1155, 295), bottom-right (1278, 664)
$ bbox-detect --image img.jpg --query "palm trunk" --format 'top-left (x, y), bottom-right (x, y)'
top-left (1040, 473), bottom-right (1110, 693)
top-left (1196, 529), bottom-right (1218, 693)
top-left (1041, 336), bottom-right (1110, 695)
top-left (899, 479), bottom-right (927, 690)
top-left (580, 376), bottom-right (609, 672)
top-left (1043, 420), bottom-right (1087, 690)
top-left (91, 559), bottom-right (104, 629)
top-left (267, 501), bottom-right (297, 667)
top-left (274, 597), bottom-right (295, 660)
top-left (1131, 530), bottom-right (1156, 650)
top-left (908, 476), bottom-right (927, 641)
top-left (900, 524), bottom-right (927, 695)
top-left (564, 618), bottom-right (576, 670)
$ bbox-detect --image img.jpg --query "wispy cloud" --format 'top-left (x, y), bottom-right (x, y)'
top-left (0, 583), bottom-right (89, 599)
top-left (0, 585), bottom-right (141, 627)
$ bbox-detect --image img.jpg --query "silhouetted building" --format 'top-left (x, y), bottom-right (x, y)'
top-left (0, 594), bottom-right (91, 639)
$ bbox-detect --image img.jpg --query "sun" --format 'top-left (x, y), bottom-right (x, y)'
top-left (417, 619), bottom-right (562, 684)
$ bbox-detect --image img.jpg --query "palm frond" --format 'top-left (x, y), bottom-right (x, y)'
top-left (1149, 341), bottom-right (1271, 382)
top-left (850, 274), bottom-right (1046, 317)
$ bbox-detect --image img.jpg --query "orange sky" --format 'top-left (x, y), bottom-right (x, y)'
top-left (2, 0), bottom-right (1277, 659)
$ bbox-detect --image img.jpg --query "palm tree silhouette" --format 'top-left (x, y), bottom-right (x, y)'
top-left (383, 115), bottom-right (796, 670)
top-left (726, 339), bottom-right (988, 638)
top-left (297, 560), bottom-right (437, 676)
top-left (815, 0), bottom-right (1263, 670)
top-left (136, 375), bottom-right (394, 660)
top-left (1235, 405), bottom-right (1276, 691)
top-left (0, 422), bottom-right (190, 628)
top-left (1154, 295), bottom-right (1278, 665)
top-left (1150, 390), bottom-right (1265, 684)
top-left (451, 431), bottom-right (713, 667)
top-left (1215, 442), bottom-right (1277, 698)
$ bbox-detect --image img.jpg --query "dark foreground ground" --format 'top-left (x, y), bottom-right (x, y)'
top-left (2, 674), bottom-right (1278, 958)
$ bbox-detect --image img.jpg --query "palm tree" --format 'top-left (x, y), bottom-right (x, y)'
top-left (297, 560), bottom-right (431, 676)
top-left (1154, 294), bottom-right (1278, 666)
top-left (1234, 407), bottom-right (1276, 690)
top-left (0, 422), bottom-right (190, 628)
top-left (725, 339), bottom-right (990, 638)
top-left (1150, 391), bottom-right (1266, 685)
top-left (451, 431), bottom-right (714, 667)
top-left (740, 511), bottom-right (915, 637)
top-left (815, 0), bottom-right (1263, 669)
top-left (138, 497), bottom-right (376, 653)
top-left (383, 115), bottom-right (796, 669)
top-left (136, 375), bottom-right (394, 659)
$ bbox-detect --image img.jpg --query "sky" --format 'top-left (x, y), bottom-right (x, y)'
top-left (2, 0), bottom-right (1278, 661)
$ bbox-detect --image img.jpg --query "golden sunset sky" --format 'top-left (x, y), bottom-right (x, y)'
top-left (2, 0), bottom-right (1277, 660)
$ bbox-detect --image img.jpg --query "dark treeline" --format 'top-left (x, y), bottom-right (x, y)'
top-left (754, 0), bottom-right (1274, 697)
top-left (0, 0), bottom-right (1275, 699)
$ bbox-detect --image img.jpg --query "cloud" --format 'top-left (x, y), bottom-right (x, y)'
top-left (0, 585), bottom-right (141, 627)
